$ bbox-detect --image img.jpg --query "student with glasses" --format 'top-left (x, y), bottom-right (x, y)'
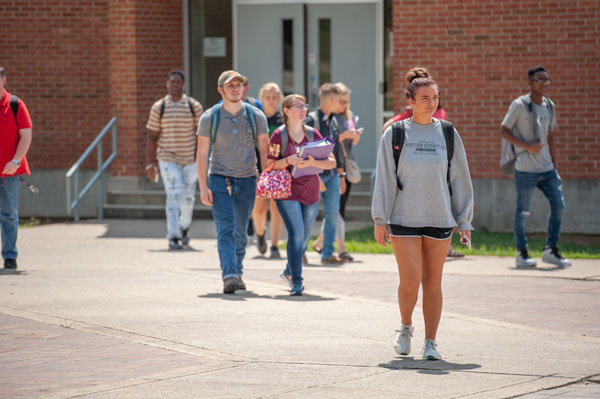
top-left (267, 94), bottom-right (336, 295)
top-left (501, 66), bottom-right (571, 269)
top-left (196, 71), bottom-right (269, 294)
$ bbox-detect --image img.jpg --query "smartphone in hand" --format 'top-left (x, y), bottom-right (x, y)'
top-left (461, 234), bottom-right (472, 250)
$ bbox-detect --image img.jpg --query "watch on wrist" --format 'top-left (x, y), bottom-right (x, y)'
top-left (11, 159), bottom-right (20, 167)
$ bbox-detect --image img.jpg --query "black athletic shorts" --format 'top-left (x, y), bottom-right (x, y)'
top-left (388, 224), bottom-right (453, 240)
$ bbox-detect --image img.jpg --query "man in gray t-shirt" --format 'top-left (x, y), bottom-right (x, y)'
top-left (501, 66), bottom-right (571, 269)
top-left (196, 70), bottom-right (269, 294)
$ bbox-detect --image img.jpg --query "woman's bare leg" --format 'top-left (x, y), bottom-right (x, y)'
top-left (251, 198), bottom-right (269, 236)
top-left (390, 236), bottom-right (423, 326)
top-left (421, 237), bottom-right (451, 340)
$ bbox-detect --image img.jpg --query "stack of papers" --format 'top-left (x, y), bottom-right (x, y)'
top-left (291, 137), bottom-right (335, 178)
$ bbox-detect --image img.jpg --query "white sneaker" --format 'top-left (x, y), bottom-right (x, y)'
top-left (542, 246), bottom-right (572, 268)
top-left (393, 324), bottom-right (413, 355)
top-left (516, 249), bottom-right (537, 268)
top-left (422, 339), bottom-right (442, 360)
top-left (279, 270), bottom-right (293, 289)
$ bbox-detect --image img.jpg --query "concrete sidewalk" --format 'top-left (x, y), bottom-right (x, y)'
top-left (1, 219), bottom-right (599, 398)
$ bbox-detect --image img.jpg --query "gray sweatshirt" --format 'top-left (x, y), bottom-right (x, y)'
top-left (371, 118), bottom-right (474, 231)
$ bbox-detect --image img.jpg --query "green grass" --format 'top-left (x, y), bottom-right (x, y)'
top-left (305, 227), bottom-right (600, 259)
top-left (18, 217), bottom-right (43, 228)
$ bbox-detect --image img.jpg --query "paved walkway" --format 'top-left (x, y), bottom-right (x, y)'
top-left (1, 219), bottom-right (599, 398)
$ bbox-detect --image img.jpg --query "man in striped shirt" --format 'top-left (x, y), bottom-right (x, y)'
top-left (146, 69), bottom-right (204, 250)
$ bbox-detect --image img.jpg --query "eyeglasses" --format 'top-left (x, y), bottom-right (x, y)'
top-left (532, 77), bottom-right (551, 83)
top-left (290, 104), bottom-right (309, 110)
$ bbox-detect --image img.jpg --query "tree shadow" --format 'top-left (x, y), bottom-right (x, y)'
top-left (197, 290), bottom-right (336, 302)
top-left (378, 358), bottom-right (481, 375)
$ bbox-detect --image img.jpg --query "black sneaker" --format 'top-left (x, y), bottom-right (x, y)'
top-left (4, 258), bottom-right (17, 269)
top-left (270, 245), bottom-right (281, 259)
top-left (181, 229), bottom-right (189, 246)
top-left (247, 218), bottom-right (254, 236)
top-left (169, 238), bottom-right (183, 250)
top-left (256, 233), bottom-right (267, 254)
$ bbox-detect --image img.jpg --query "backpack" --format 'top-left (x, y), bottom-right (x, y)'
top-left (500, 95), bottom-right (555, 176)
top-left (208, 102), bottom-right (262, 173)
top-left (392, 119), bottom-right (455, 196)
top-left (278, 124), bottom-right (315, 157)
top-left (9, 95), bottom-right (19, 121)
top-left (159, 96), bottom-right (195, 120)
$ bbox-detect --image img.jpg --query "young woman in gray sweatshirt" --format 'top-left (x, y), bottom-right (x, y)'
top-left (371, 67), bottom-right (474, 360)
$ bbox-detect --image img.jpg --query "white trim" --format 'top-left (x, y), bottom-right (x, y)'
top-left (232, 1), bottom-right (239, 70)
top-left (182, 0), bottom-right (190, 94)
top-left (374, 0), bottom-right (384, 142)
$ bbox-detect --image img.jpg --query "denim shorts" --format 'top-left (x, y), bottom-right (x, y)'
top-left (388, 225), bottom-right (453, 240)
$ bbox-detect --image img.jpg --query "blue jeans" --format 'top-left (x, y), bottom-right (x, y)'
top-left (320, 172), bottom-right (340, 259)
top-left (514, 169), bottom-right (565, 250)
top-left (276, 199), bottom-right (320, 285)
top-left (209, 174), bottom-right (257, 280)
top-left (159, 162), bottom-right (198, 239)
top-left (0, 176), bottom-right (20, 260)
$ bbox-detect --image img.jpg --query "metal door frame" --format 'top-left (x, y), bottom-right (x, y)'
top-left (231, 0), bottom-right (384, 137)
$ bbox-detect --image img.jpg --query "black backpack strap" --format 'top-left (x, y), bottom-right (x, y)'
top-left (159, 98), bottom-right (166, 120)
top-left (391, 121), bottom-right (405, 190)
top-left (10, 95), bottom-right (19, 121)
top-left (440, 120), bottom-right (455, 197)
top-left (187, 98), bottom-right (195, 117)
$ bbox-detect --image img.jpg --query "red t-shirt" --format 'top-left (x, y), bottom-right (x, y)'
top-left (392, 107), bottom-right (447, 122)
top-left (268, 127), bottom-right (323, 205)
top-left (1, 90), bottom-right (32, 177)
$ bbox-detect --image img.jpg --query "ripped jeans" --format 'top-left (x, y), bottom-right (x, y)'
top-left (158, 161), bottom-right (198, 239)
top-left (514, 169), bottom-right (565, 251)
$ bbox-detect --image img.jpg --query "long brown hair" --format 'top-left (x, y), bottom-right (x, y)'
top-left (281, 94), bottom-right (308, 141)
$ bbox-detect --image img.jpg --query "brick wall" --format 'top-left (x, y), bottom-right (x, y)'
top-left (0, 0), bottom-right (182, 177)
top-left (1, 1), bottom-right (111, 170)
top-left (108, 0), bottom-right (183, 176)
top-left (392, 0), bottom-right (600, 179)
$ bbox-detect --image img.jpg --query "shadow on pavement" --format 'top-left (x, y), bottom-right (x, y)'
top-left (379, 358), bottom-right (481, 375)
top-left (197, 291), bottom-right (336, 302)
top-left (0, 269), bottom-right (27, 276)
top-left (147, 247), bottom-right (202, 253)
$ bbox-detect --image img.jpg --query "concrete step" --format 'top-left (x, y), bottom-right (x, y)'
top-left (103, 204), bottom-right (213, 219)
top-left (103, 203), bottom-right (373, 222)
top-left (107, 189), bottom-right (373, 208)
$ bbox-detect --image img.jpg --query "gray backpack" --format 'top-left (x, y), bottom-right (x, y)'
top-left (500, 95), bottom-right (554, 176)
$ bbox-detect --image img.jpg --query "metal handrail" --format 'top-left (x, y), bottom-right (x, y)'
top-left (66, 117), bottom-right (118, 221)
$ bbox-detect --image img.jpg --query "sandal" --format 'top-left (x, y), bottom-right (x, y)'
top-left (312, 245), bottom-right (322, 254)
top-left (339, 252), bottom-right (354, 262)
top-left (447, 247), bottom-right (465, 258)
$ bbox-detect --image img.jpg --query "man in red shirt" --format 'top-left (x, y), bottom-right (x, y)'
top-left (0, 66), bottom-right (33, 269)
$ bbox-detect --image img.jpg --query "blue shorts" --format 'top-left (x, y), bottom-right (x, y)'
top-left (388, 225), bottom-right (453, 240)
